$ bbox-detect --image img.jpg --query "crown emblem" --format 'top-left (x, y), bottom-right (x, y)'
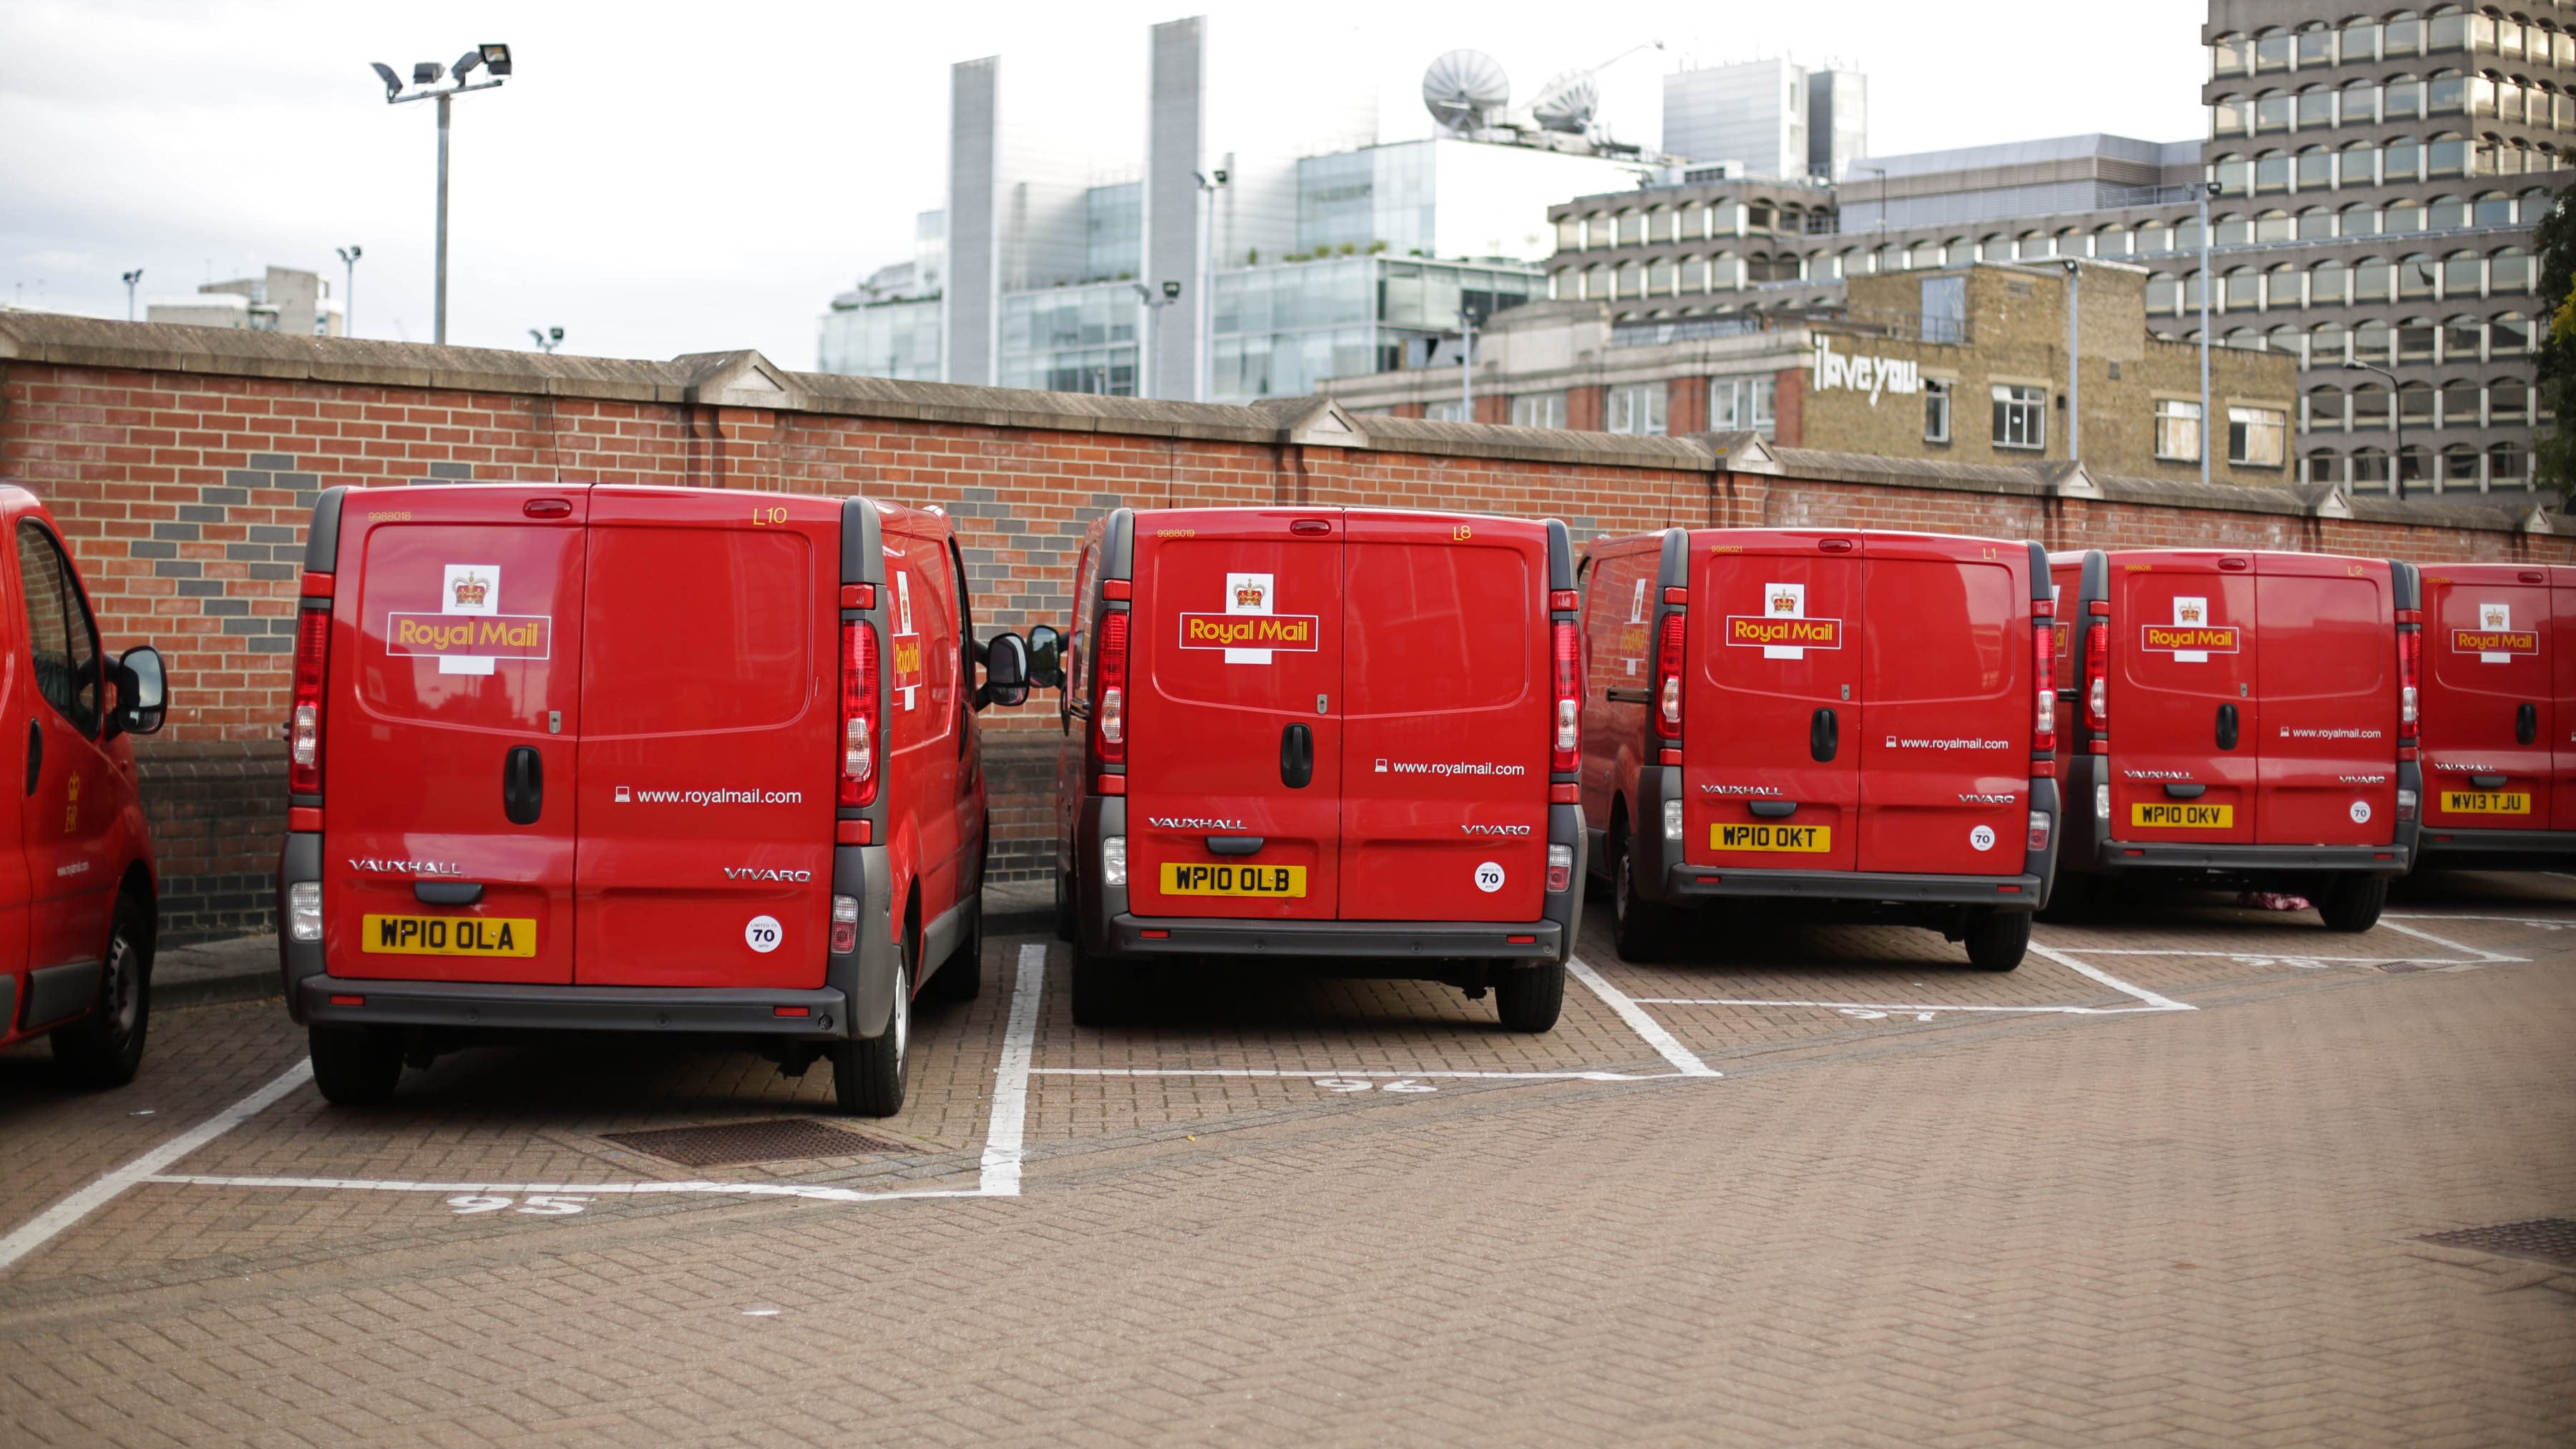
top-left (1235, 582), bottom-right (1265, 608)
top-left (2484, 606), bottom-right (2507, 627)
top-left (2179, 600), bottom-right (2203, 623)
top-left (1770, 589), bottom-right (1797, 613)
top-left (452, 571), bottom-right (489, 608)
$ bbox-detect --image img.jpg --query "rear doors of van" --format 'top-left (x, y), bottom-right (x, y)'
top-left (1121, 509), bottom-right (1550, 924)
top-left (2420, 564), bottom-right (2555, 834)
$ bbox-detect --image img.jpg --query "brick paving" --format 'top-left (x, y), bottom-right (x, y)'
top-left (0, 873), bottom-right (2569, 1443)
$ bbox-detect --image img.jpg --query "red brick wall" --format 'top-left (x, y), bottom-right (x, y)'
top-left (1667, 376), bottom-right (1707, 437)
top-left (1772, 366), bottom-right (1805, 447)
top-left (1, 331), bottom-right (2560, 937)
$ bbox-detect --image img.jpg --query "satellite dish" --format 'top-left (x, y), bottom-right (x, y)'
top-left (1423, 49), bottom-right (1509, 132)
top-left (1530, 69), bottom-right (1598, 134)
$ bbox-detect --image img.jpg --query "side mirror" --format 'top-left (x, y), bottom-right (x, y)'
top-left (109, 645), bottom-right (167, 738)
top-left (977, 631), bottom-right (1030, 711)
top-left (1027, 625), bottom-right (1065, 690)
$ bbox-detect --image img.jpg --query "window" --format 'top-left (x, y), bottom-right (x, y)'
top-left (2256, 94), bottom-right (2293, 132)
top-left (2296, 149), bottom-right (2333, 191)
top-left (1511, 391), bottom-right (1566, 429)
top-left (2297, 90), bottom-right (2334, 130)
top-left (1920, 275), bottom-right (1966, 343)
top-left (1555, 218), bottom-right (1582, 253)
top-left (2439, 379), bottom-right (2483, 426)
top-left (2399, 320), bottom-right (2437, 361)
top-left (1923, 379), bottom-right (1952, 444)
top-left (2353, 385), bottom-right (2394, 429)
top-left (2297, 27), bottom-right (2336, 67)
top-left (2155, 399), bottom-right (2203, 461)
top-left (1993, 384), bottom-right (2046, 450)
top-left (1710, 376), bottom-right (1776, 434)
top-left (2491, 442), bottom-right (2529, 484)
top-left (2429, 196), bottom-right (2470, 230)
top-left (2311, 323), bottom-right (2352, 365)
top-left (2492, 313), bottom-right (2532, 354)
top-left (2227, 406), bottom-right (2287, 467)
top-left (2399, 382), bottom-right (2437, 425)
top-left (1608, 382), bottom-right (1667, 435)
top-left (15, 522), bottom-right (102, 737)
top-left (2341, 82), bottom-right (2379, 126)
top-left (1617, 211), bottom-right (1644, 246)
top-left (2306, 449), bottom-right (2343, 485)
top-left (2145, 273), bottom-right (2182, 316)
top-left (2492, 383), bottom-right (2531, 424)
top-left (1425, 400), bottom-right (1467, 423)
top-left (2384, 137), bottom-right (2424, 181)
top-left (2444, 315), bottom-right (2486, 360)
top-left (2213, 34), bottom-right (2250, 75)
top-left (2340, 19), bottom-right (2379, 61)
top-left (2306, 386), bottom-right (2348, 431)
top-left (2386, 79), bottom-right (2426, 122)
top-left (2212, 97), bottom-right (2251, 135)
top-left (2443, 447), bottom-right (2482, 487)
top-left (2255, 31), bottom-right (2293, 70)
top-left (2493, 250), bottom-right (2534, 292)
top-left (2355, 258), bottom-right (2395, 302)
top-left (2310, 260), bottom-right (2349, 303)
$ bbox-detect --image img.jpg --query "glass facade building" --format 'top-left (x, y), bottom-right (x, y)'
top-left (1210, 255), bottom-right (1541, 402)
top-left (1000, 281), bottom-right (1144, 396)
top-left (817, 298), bottom-right (942, 381)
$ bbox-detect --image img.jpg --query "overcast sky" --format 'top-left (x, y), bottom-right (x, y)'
top-left (1, 0), bottom-right (2210, 368)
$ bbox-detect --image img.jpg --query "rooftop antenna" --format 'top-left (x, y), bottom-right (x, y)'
top-left (1422, 49), bottom-right (1510, 133)
top-left (1518, 40), bottom-right (1664, 135)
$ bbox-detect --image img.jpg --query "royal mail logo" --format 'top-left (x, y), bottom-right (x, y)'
top-left (1235, 581), bottom-right (1266, 608)
top-left (1726, 615), bottom-right (1843, 649)
top-left (2140, 624), bottom-right (2240, 653)
top-left (2482, 604), bottom-right (2510, 629)
top-left (451, 570), bottom-right (490, 609)
top-left (2453, 628), bottom-right (2538, 655)
top-left (1179, 613), bottom-right (1320, 651)
top-left (386, 613), bottom-right (553, 660)
top-left (2177, 599), bottom-right (2204, 625)
top-left (1770, 587), bottom-right (1798, 614)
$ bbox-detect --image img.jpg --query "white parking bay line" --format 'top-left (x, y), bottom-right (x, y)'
top-left (142, 1176), bottom-right (985, 1205)
top-left (0, 1057), bottom-right (315, 1274)
top-left (2374, 918), bottom-right (2527, 964)
top-left (1632, 997), bottom-right (2175, 1017)
top-left (1567, 955), bottom-right (1723, 1077)
top-left (977, 942), bottom-right (1045, 1198)
top-left (2026, 942), bottom-right (2197, 1011)
top-left (1029, 1068), bottom-right (1679, 1081)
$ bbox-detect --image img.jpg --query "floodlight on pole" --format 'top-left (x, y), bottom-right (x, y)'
top-left (1136, 282), bottom-right (1181, 399)
top-left (530, 326), bottom-right (563, 353)
top-left (2343, 358), bottom-right (2409, 500)
top-left (366, 43), bottom-right (512, 346)
top-left (334, 246), bottom-right (361, 337)
top-left (120, 269), bottom-right (142, 323)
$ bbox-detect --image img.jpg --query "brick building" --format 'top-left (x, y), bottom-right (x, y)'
top-left (1323, 262), bottom-right (2302, 485)
top-left (0, 313), bottom-right (2558, 940)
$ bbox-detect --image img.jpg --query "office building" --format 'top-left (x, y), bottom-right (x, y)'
top-left (147, 267), bottom-right (341, 337)
top-left (1663, 59), bottom-right (1868, 182)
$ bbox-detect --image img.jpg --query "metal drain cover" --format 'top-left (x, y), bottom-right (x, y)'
top-left (601, 1119), bottom-right (907, 1168)
top-left (2414, 1217), bottom-right (2576, 1268)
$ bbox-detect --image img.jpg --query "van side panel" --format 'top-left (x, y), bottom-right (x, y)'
top-left (2557, 577), bottom-right (2576, 834)
top-left (1686, 535), bottom-right (1862, 873)
top-left (1579, 543), bottom-right (1659, 857)
top-left (570, 490), bottom-right (836, 990)
top-left (1856, 538), bottom-right (2031, 876)
top-left (2253, 560), bottom-right (2396, 847)
top-left (2421, 567), bottom-right (2550, 832)
top-left (882, 521), bottom-right (966, 945)
top-left (2109, 557), bottom-right (2260, 846)
top-left (1337, 513), bottom-right (1546, 922)
top-left (1125, 512), bottom-right (1342, 921)
top-left (0, 527), bottom-right (27, 1004)
top-left (328, 492), bottom-right (588, 985)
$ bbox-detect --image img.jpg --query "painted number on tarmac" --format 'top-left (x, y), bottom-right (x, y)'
top-left (447, 1194), bottom-right (595, 1216)
top-left (1316, 1078), bottom-right (1438, 1093)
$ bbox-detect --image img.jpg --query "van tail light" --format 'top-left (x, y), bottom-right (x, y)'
top-left (829, 894), bottom-right (859, 955)
top-left (2031, 600), bottom-right (2057, 756)
top-left (1654, 611), bottom-right (1686, 741)
top-left (2396, 788), bottom-right (2419, 824)
top-left (1546, 843), bottom-right (1574, 892)
top-left (2027, 810), bottom-right (2051, 852)
top-left (2084, 620), bottom-right (2109, 746)
top-left (1550, 619), bottom-right (1580, 774)
top-left (288, 602), bottom-right (331, 796)
top-left (1092, 609), bottom-right (1130, 768)
top-left (840, 620), bottom-right (881, 807)
top-left (2396, 618), bottom-right (2421, 739)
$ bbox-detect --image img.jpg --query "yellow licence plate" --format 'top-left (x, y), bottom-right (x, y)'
top-left (1160, 862), bottom-right (1307, 898)
top-left (2441, 790), bottom-right (2530, 815)
top-left (361, 914), bottom-right (538, 957)
top-left (1712, 823), bottom-right (1831, 853)
top-left (2131, 802), bottom-right (2234, 829)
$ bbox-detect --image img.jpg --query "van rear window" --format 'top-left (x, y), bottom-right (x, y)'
top-left (1344, 542), bottom-right (1531, 715)
top-left (1863, 560), bottom-right (2012, 702)
top-left (583, 526), bottom-right (814, 735)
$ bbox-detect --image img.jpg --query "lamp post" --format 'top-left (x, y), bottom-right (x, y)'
top-left (1194, 167), bottom-right (1229, 403)
top-left (1133, 280), bottom-right (1181, 399)
top-left (120, 269), bottom-right (142, 322)
top-left (1458, 306), bottom-right (1478, 420)
top-left (2344, 358), bottom-right (2409, 500)
top-left (529, 326), bottom-right (563, 353)
top-left (334, 247), bottom-right (361, 337)
top-left (369, 44), bottom-right (512, 344)
top-left (1857, 163), bottom-right (1888, 258)
top-left (2196, 180), bottom-right (2219, 487)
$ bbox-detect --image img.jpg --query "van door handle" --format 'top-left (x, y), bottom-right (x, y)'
top-left (2517, 702), bottom-right (2538, 746)
top-left (1747, 799), bottom-right (1799, 819)
top-left (2164, 783), bottom-right (2207, 799)
top-left (1206, 835), bottom-right (1265, 856)
top-left (1280, 723), bottom-right (1313, 789)
top-left (1604, 687), bottom-right (1651, 704)
top-left (22, 721), bottom-right (38, 796)
top-left (1810, 708), bottom-right (1838, 763)
top-left (2215, 703), bottom-right (2240, 751)
top-left (502, 745), bottom-right (544, 825)
top-left (2471, 773), bottom-right (2508, 789)
top-left (414, 880), bottom-right (486, 906)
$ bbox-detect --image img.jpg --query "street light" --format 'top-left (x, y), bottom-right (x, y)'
top-left (1134, 280), bottom-right (1181, 400)
top-left (1194, 166), bottom-right (1230, 403)
top-left (366, 43), bottom-right (512, 344)
top-left (2344, 358), bottom-right (2409, 501)
top-left (120, 268), bottom-right (142, 323)
top-left (334, 246), bottom-right (361, 337)
top-left (530, 326), bottom-right (563, 353)
top-left (2196, 180), bottom-right (2220, 488)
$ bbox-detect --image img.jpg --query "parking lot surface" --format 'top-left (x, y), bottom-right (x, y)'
top-left (1, 872), bottom-right (2571, 1445)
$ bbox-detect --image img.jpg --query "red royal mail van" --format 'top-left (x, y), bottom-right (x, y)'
top-left (2414, 562), bottom-right (2574, 864)
top-left (1032, 507), bottom-right (1585, 1030)
top-left (2049, 547), bottom-right (2419, 930)
top-left (275, 484), bottom-right (1023, 1116)
top-left (0, 484), bottom-right (170, 1085)
top-left (1581, 528), bottom-right (2059, 970)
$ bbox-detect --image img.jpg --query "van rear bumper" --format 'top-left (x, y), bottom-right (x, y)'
top-left (2416, 826), bottom-right (2576, 858)
top-left (2087, 841), bottom-right (2408, 874)
top-left (1106, 915), bottom-right (1561, 961)
top-left (1659, 865), bottom-right (2044, 908)
top-left (296, 975), bottom-right (854, 1037)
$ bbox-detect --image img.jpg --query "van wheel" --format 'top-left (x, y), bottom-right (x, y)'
top-left (1493, 961), bottom-right (1565, 1033)
top-left (925, 895), bottom-right (982, 1002)
top-left (834, 937), bottom-right (911, 1116)
top-left (1068, 939), bottom-right (1131, 1028)
top-left (53, 894), bottom-right (152, 1088)
top-left (1963, 909), bottom-right (2031, 972)
top-left (2318, 875), bottom-right (2389, 933)
top-left (308, 1025), bottom-right (403, 1106)
top-left (1611, 830), bottom-right (1676, 963)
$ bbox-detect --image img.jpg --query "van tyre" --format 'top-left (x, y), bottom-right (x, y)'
top-left (926, 894), bottom-right (982, 1002)
top-left (1069, 939), bottom-right (1131, 1028)
top-left (1963, 909), bottom-right (2030, 972)
top-left (308, 1025), bottom-right (403, 1106)
top-left (2318, 875), bottom-right (2389, 933)
top-left (1611, 829), bottom-right (1677, 963)
top-left (1493, 960), bottom-right (1565, 1033)
top-left (834, 935), bottom-right (912, 1116)
top-left (53, 894), bottom-right (152, 1088)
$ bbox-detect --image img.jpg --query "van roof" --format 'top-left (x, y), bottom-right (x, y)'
top-left (326, 480), bottom-right (950, 535)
